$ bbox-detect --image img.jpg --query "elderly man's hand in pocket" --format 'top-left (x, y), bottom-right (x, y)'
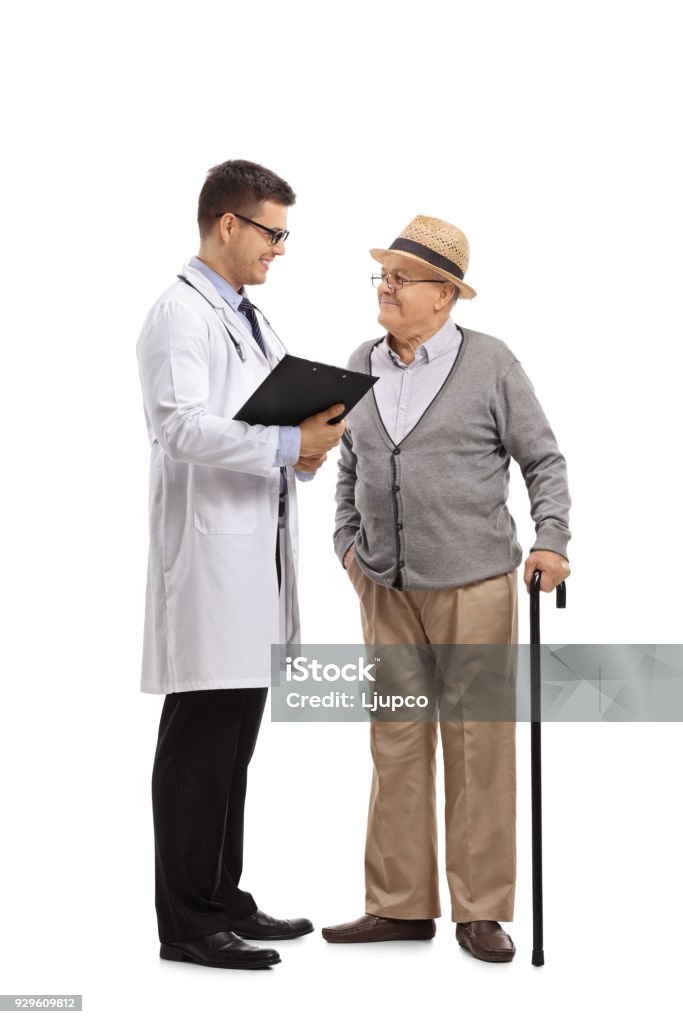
top-left (343, 544), bottom-right (356, 570)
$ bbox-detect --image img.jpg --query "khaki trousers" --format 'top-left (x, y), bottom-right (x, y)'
top-left (347, 559), bottom-right (518, 923)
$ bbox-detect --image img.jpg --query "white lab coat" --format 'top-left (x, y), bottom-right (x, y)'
top-left (136, 262), bottom-right (301, 693)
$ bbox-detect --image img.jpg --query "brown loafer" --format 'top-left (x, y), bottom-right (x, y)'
top-left (456, 921), bottom-right (516, 963)
top-left (322, 913), bottom-right (436, 943)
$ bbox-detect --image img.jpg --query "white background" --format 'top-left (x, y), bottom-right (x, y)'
top-left (1, 0), bottom-right (682, 1021)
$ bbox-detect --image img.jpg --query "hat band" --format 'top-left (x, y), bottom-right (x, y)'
top-left (389, 237), bottom-right (465, 281)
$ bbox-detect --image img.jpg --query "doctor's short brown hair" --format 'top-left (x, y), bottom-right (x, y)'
top-left (197, 159), bottom-right (296, 239)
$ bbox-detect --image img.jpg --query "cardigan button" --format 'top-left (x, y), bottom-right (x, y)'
top-left (397, 523), bottom-right (403, 530)
top-left (398, 561), bottom-right (405, 569)
top-left (393, 485), bottom-right (400, 492)
top-left (393, 448), bottom-right (401, 455)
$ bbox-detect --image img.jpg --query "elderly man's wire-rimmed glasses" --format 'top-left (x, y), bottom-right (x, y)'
top-left (215, 212), bottom-right (290, 246)
top-left (371, 272), bottom-right (447, 292)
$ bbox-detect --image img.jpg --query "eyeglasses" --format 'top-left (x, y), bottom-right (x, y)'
top-left (371, 272), bottom-right (447, 292)
top-left (215, 211), bottom-right (290, 246)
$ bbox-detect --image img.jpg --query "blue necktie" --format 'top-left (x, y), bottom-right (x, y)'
top-left (239, 296), bottom-right (288, 503)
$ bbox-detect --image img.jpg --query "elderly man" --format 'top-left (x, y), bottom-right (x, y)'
top-left (322, 216), bottom-right (571, 963)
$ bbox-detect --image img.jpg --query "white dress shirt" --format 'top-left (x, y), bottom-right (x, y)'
top-left (370, 319), bottom-right (462, 443)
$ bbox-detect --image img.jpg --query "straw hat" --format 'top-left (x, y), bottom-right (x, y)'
top-left (370, 215), bottom-right (476, 300)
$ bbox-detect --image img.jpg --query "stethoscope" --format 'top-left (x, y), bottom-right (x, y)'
top-left (177, 274), bottom-right (288, 363)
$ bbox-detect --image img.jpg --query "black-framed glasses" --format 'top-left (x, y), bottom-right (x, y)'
top-left (215, 211), bottom-right (289, 246)
top-left (371, 272), bottom-right (447, 292)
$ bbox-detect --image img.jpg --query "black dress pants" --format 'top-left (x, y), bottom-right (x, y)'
top-left (151, 523), bottom-right (281, 943)
top-left (152, 686), bottom-right (268, 942)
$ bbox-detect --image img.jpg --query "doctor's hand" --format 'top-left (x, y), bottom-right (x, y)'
top-left (523, 550), bottom-right (570, 593)
top-left (293, 453), bottom-right (328, 472)
top-left (299, 405), bottom-right (346, 457)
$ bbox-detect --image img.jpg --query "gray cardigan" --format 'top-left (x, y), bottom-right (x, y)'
top-left (333, 328), bottom-right (571, 590)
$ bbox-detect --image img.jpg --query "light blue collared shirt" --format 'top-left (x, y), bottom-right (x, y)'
top-left (370, 319), bottom-right (462, 444)
top-left (189, 257), bottom-right (300, 469)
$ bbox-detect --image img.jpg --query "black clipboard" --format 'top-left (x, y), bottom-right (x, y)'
top-left (233, 355), bottom-right (378, 426)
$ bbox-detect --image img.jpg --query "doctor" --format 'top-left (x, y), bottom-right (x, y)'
top-left (137, 159), bottom-right (345, 970)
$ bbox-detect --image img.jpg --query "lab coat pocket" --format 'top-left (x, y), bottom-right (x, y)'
top-left (192, 464), bottom-right (259, 535)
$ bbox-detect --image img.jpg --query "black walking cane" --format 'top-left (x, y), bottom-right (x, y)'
top-left (530, 569), bottom-right (566, 967)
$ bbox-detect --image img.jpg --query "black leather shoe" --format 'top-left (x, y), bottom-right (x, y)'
top-left (230, 908), bottom-right (314, 940)
top-left (160, 930), bottom-right (281, 970)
